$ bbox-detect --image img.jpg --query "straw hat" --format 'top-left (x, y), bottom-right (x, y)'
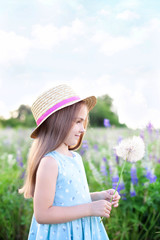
top-left (30, 84), bottom-right (97, 138)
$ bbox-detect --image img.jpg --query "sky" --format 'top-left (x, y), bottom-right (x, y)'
top-left (0, 0), bottom-right (160, 129)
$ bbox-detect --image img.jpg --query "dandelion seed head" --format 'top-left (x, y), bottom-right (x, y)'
top-left (115, 136), bottom-right (145, 162)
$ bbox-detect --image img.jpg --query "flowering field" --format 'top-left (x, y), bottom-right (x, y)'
top-left (0, 126), bottom-right (160, 240)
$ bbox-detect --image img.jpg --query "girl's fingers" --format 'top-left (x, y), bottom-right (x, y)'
top-left (113, 203), bottom-right (119, 207)
top-left (105, 209), bottom-right (111, 215)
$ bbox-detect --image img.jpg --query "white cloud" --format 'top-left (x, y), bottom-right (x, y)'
top-left (116, 10), bottom-right (140, 20)
top-left (91, 17), bottom-right (160, 56)
top-left (31, 19), bottom-right (85, 49)
top-left (113, 88), bottom-right (149, 128)
top-left (0, 101), bottom-right (10, 118)
top-left (0, 30), bottom-right (31, 65)
top-left (91, 30), bottom-right (143, 56)
top-left (116, 0), bottom-right (140, 10)
top-left (98, 9), bottom-right (110, 17)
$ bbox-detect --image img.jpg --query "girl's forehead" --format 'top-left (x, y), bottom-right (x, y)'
top-left (76, 104), bottom-right (88, 118)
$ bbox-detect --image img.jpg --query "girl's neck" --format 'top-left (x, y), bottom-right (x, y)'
top-left (55, 143), bottom-right (72, 157)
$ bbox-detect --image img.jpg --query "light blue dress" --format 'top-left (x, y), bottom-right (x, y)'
top-left (28, 151), bottom-right (109, 240)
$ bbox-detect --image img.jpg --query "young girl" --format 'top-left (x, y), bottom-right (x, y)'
top-left (19, 84), bottom-right (120, 240)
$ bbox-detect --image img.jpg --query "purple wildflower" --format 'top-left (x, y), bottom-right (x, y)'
top-left (113, 149), bottom-right (119, 164)
top-left (130, 183), bottom-right (136, 197)
top-left (146, 169), bottom-right (157, 183)
top-left (109, 165), bottom-right (112, 175)
top-left (104, 119), bottom-right (111, 128)
top-left (16, 150), bottom-right (23, 168)
top-left (130, 190), bottom-right (136, 197)
top-left (117, 136), bottom-right (123, 144)
top-left (100, 165), bottom-right (107, 176)
top-left (146, 122), bottom-right (153, 135)
top-left (93, 144), bottom-right (99, 151)
top-left (140, 130), bottom-right (144, 140)
top-left (130, 165), bottom-right (138, 185)
top-left (80, 140), bottom-right (89, 155)
top-left (117, 182), bottom-right (125, 193)
top-left (102, 157), bottom-right (107, 163)
top-left (112, 175), bottom-right (119, 189)
top-left (20, 170), bottom-right (25, 179)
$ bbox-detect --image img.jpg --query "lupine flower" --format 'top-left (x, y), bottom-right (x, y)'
top-left (146, 122), bottom-right (153, 135)
top-left (102, 157), bottom-right (107, 163)
top-left (115, 136), bottom-right (145, 162)
top-left (112, 175), bottom-right (119, 189)
top-left (80, 140), bottom-right (89, 155)
top-left (140, 130), bottom-right (144, 140)
top-left (130, 183), bottom-right (136, 197)
top-left (16, 149), bottom-right (23, 168)
top-left (117, 136), bottom-right (123, 144)
top-left (130, 165), bottom-right (138, 185)
top-left (146, 169), bottom-right (157, 183)
top-left (104, 119), bottom-right (111, 128)
top-left (100, 165), bottom-right (107, 176)
top-left (117, 180), bottom-right (125, 194)
top-left (93, 144), bottom-right (99, 151)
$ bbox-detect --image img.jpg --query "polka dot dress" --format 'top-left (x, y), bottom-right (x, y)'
top-left (28, 151), bottom-right (109, 240)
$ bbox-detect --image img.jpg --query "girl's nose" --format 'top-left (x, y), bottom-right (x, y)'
top-left (80, 126), bottom-right (86, 133)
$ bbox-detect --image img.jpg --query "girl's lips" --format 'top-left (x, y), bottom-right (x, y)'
top-left (75, 135), bottom-right (80, 137)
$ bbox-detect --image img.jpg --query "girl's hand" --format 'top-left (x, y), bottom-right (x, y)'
top-left (90, 200), bottom-right (112, 218)
top-left (101, 189), bottom-right (121, 207)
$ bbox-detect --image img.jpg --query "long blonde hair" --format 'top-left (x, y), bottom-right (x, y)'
top-left (19, 101), bottom-right (88, 199)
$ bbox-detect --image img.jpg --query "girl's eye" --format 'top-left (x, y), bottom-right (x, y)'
top-left (76, 121), bottom-right (81, 124)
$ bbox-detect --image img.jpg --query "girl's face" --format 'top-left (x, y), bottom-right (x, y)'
top-left (64, 104), bottom-right (88, 147)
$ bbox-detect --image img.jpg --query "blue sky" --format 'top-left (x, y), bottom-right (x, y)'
top-left (0, 0), bottom-right (160, 128)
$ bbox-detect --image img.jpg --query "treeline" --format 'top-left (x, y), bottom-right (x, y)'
top-left (0, 95), bottom-right (126, 128)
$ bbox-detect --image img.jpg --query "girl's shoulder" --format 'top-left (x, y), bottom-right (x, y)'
top-left (37, 155), bottom-right (58, 179)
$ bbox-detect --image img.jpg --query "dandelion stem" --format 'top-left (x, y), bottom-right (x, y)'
top-left (100, 158), bottom-right (127, 223)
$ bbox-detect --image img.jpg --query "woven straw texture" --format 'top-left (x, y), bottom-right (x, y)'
top-left (30, 84), bottom-right (96, 138)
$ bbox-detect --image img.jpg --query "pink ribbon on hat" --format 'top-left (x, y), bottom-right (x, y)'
top-left (36, 96), bottom-right (81, 125)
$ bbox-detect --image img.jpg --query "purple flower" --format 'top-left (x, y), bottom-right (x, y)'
top-left (117, 182), bottom-right (125, 193)
top-left (102, 157), bottom-right (107, 163)
top-left (146, 170), bottom-right (157, 183)
top-left (20, 170), bottom-right (25, 179)
top-left (130, 183), bottom-right (136, 197)
top-left (80, 140), bottom-right (89, 155)
top-left (130, 190), bottom-right (136, 197)
top-left (117, 136), bottom-right (123, 144)
top-left (100, 165), bottom-right (107, 176)
top-left (140, 130), bottom-right (144, 140)
top-left (93, 144), bottom-right (99, 151)
top-left (112, 176), bottom-right (119, 182)
top-left (146, 122), bottom-right (153, 135)
top-left (130, 166), bottom-right (138, 185)
top-left (113, 149), bottom-right (119, 164)
top-left (104, 119), bottom-right (111, 128)
top-left (112, 175), bottom-right (119, 189)
top-left (16, 150), bottom-right (23, 168)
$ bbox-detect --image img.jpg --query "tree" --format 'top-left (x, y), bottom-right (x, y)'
top-left (89, 94), bottom-right (126, 127)
top-left (11, 105), bottom-right (32, 121)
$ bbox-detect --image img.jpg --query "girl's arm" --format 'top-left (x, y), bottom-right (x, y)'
top-left (90, 190), bottom-right (120, 207)
top-left (34, 156), bottom-right (112, 224)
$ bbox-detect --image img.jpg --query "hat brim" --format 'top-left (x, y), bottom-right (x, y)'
top-left (30, 95), bottom-right (96, 138)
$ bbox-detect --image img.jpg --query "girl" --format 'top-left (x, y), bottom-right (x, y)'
top-left (19, 84), bottom-right (120, 240)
